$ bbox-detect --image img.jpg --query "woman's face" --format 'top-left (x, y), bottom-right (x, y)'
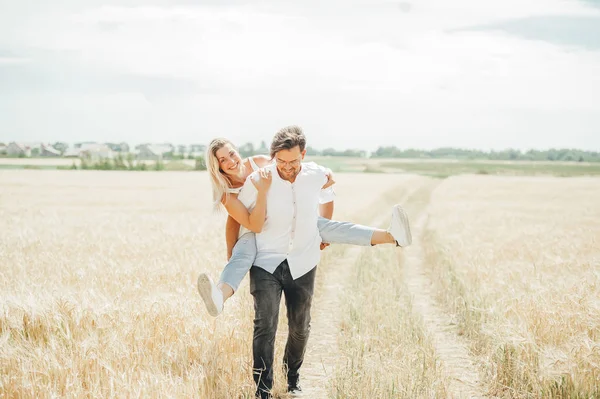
top-left (215, 143), bottom-right (243, 176)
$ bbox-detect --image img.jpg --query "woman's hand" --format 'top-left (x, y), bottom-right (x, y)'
top-left (322, 171), bottom-right (335, 189)
top-left (252, 168), bottom-right (272, 193)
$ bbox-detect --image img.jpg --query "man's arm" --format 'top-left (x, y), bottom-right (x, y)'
top-left (317, 165), bottom-right (336, 220)
top-left (318, 170), bottom-right (336, 249)
top-left (225, 215), bottom-right (241, 261)
top-left (250, 155), bottom-right (272, 167)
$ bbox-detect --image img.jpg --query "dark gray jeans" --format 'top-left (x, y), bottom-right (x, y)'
top-left (250, 260), bottom-right (316, 398)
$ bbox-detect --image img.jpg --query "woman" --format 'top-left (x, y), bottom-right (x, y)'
top-left (197, 138), bottom-right (412, 317)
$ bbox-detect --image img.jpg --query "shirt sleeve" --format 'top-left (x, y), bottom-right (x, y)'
top-left (319, 186), bottom-right (335, 204)
top-left (315, 164), bottom-right (335, 204)
top-left (239, 171), bottom-right (259, 210)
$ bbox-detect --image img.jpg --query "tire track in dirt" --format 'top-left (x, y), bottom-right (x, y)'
top-left (300, 177), bottom-right (486, 398)
top-left (400, 179), bottom-right (486, 399)
top-left (300, 181), bottom-right (423, 398)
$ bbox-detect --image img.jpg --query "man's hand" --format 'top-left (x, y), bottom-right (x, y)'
top-left (320, 242), bottom-right (330, 250)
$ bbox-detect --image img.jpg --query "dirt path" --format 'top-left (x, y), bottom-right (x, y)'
top-left (299, 244), bottom-right (363, 398)
top-left (400, 182), bottom-right (486, 399)
top-left (300, 184), bottom-right (419, 398)
top-left (300, 179), bottom-right (486, 399)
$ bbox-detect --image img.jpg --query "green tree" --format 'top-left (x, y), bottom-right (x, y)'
top-left (195, 156), bottom-right (207, 170)
top-left (306, 146), bottom-right (321, 156)
top-left (238, 142), bottom-right (255, 158)
top-left (52, 142), bottom-right (69, 154)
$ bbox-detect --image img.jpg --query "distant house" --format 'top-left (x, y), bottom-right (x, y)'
top-left (104, 142), bottom-right (130, 153)
top-left (81, 144), bottom-right (113, 162)
top-left (6, 142), bottom-right (32, 157)
top-left (190, 144), bottom-right (206, 152)
top-left (65, 143), bottom-right (113, 161)
top-left (52, 142), bottom-right (69, 155)
top-left (104, 142), bottom-right (120, 152)
top-left (175, 144), bottom-right (188, 156)
top-left (189, 144), bottom-right (206, 158)
top-left (171, 144), bottom-right (188, 158)
top-left (256, 141), bottom-right (269, 155)
top-left (137, 144), bottom-right (173, 161)
top-left (119, 142), bottom-right (130, 153)
top-left (40, 144), bottom-right (61, 157)
top-left (74, 141), bottom-right (98, 149)
top-left (63, 148), bottom-right (81, 158)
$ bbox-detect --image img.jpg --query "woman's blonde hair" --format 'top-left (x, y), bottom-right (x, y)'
top-left (206, 138), bottom-right (245, 211)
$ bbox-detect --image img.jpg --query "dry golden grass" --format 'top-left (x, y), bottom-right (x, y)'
top-left (331, 245), bottom-right (448, 399)
top-left (3, 170), bottom-right (598, 398)
top-left (425, 175), bottom-right (600, 398)
top-left (0, 170), bottom-right (407, 398)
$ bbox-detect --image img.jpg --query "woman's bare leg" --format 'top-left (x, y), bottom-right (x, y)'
top-left (370, 229), bottom-right (396, 245)
top-left (218, 282), bottom-right (235, 302)
top-left (198, 232), bottom-right (257, 317)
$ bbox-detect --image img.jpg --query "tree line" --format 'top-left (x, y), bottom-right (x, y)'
top-left (369, 147), bottom-right (600, 162)
top-left (235, 141), bottom-right (599, 162)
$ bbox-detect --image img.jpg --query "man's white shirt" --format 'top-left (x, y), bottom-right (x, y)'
top-left (237, 162), bottom-right (334, 279)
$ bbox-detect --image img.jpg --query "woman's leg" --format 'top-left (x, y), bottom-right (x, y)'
top-left (198, 232), bottom-right (257, 317)
top-left (218, 232), bottom-right (257, 295)
top-left (317, 204), bottom-right (412, 247)
top-left (317, 217), bottom-right (377, 246)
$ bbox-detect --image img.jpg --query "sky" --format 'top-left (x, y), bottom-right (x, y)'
top-left (1, 0), bottom-right (600, 152)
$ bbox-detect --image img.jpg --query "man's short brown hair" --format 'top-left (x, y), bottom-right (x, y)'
top-left (270, 125), bottom-right (307, 158)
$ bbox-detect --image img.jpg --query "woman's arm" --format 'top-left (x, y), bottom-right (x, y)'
top-left (222, 169), bottom-right (272, 233)
top-left (322, 170), bottom-right (335, 189)
top-left (225, 215), bottom-right (241, 260)
top-left (250, 155), bottom-right (272, 167)
top-left (223, 193), bottom-right (267, 233)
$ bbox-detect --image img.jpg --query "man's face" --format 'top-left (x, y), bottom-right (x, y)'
top-left (275, 146), bottom-right (306, 182)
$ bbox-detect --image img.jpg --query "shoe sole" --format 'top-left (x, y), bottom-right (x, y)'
top-left (394, 205), bottom-right (412, 247)
top-left (197, 273), bottom-right (218, 317)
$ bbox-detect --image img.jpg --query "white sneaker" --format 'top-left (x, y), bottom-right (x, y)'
top-left (388, 204), bottom-right (412, 247)
top-left (197, 273), bottom-right (223, 317)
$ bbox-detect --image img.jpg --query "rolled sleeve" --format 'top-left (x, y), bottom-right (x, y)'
top-left (313, 164), bottom-right (335, 204)
top-left (319, 186), bottom-right (335, 204)
top-left (237, 172), bottom-right (259, 210)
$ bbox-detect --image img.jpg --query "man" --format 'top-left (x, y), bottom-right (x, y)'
top-left (236, 126), bottom-right (336, 398)
top-left (237, 126), bottom-right (411, 398)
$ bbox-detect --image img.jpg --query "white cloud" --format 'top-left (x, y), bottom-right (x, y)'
top-left (1, 0), bottom-right (600, 151)
top-left (0, 57), bottom-right (30, 65)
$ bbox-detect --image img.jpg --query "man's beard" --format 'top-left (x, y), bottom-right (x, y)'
top-left (279, 167), bottom-right (299, 181)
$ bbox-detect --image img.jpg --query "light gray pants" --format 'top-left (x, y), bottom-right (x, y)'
top-left (219, 217), bottom-right (375, 291)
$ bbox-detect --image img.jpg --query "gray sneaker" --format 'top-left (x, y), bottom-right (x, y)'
top-left (197, 273), bottom-right (223, 317)
top-left (287, 383), bottom-right (303, 397)
top-left (388, 204), bottom-right (412, 247)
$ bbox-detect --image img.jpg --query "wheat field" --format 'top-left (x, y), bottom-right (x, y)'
top-left (1, 170), bottom-right (599, 398)
top-left (425, 176), bottom-right (600, 398)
